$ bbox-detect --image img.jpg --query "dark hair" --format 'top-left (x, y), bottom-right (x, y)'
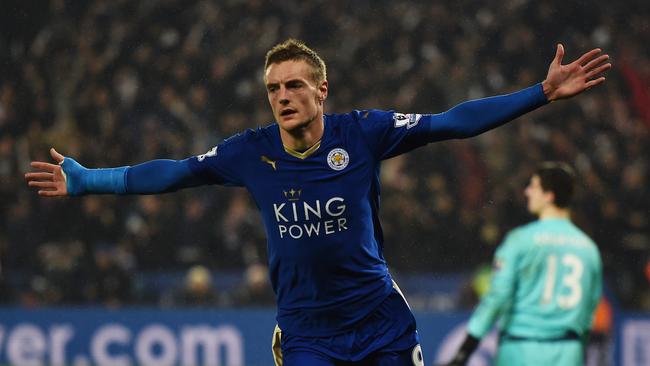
top-left (264, 39), bottom-right (327, 83)
top-left (536, 162), bottom-right (576, 208)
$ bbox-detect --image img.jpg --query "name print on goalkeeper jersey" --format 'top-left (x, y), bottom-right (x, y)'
top-left (187, 109), bottom-right (433, 336)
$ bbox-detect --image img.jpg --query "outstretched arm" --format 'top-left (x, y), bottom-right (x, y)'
top-left (425, 45), bottom-right (611, 141)
top-left (25, 148), bottom-right (204, 197)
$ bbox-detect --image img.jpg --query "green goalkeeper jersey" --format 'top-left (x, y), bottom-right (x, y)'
top-left (467, 218), bottom-right (602, 340)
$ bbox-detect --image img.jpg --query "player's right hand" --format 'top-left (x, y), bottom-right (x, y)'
top-left (25, 147), bottom-right (69, 197)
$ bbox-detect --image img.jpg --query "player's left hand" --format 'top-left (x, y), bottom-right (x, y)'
top-left (542, 43), bottom-right (611, 101)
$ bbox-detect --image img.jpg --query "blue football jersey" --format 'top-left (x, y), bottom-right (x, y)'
top-left (187, 110), bottom-right (433, 336)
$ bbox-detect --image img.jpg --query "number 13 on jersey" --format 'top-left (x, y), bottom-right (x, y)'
top-left (541, 254), bottom-right (584, 309)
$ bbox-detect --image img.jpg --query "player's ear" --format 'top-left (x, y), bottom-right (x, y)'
top-left (319, 80), bottom-right (328, 102)
top-left (545, 191), bottom-right (556, 206)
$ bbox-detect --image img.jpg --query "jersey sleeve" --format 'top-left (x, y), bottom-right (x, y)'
top-left (186, 133), bottom-right (249, 187)
top-left (467, 229), bottom-right (523, 338)
top-left (355, 109), bottom-right (433, 160)
top-left (125, 159), bottom-right (203, 194)
top-left (357, 84), bottom-right (548, 160)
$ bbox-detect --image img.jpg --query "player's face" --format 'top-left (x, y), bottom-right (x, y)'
top-left (524, 175), bottom-right (552, 215)
top-left (265, 60), bottom-right (328, 134)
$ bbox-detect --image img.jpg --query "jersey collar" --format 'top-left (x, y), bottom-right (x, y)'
top-left (283, 140), bottom-right (321, 159)
top-left (280, 115), bottom-right (329, 160)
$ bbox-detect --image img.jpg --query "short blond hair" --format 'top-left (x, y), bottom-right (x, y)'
top-left (264, 39), bottom-right (327, 83)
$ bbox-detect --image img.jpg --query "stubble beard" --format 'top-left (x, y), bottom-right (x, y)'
top-left (283, 110), bottom-right (320, 135)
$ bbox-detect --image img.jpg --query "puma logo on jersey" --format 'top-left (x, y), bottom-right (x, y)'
top-left (261, 155), bottom-right (277, 170)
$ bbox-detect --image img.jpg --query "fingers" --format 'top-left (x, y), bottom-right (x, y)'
top-left (38, 189), bottom-right (64, 197)
top-left (575, 48), bottom-right (603, 66)
top-left (30, 161), bottom-right (60, 172)
top-left (585, 76), bottom-right (606, 89)
top-left (27, 149), bottom-right (68, 197)
top-left (586, 63), bottom-right (612, 79)
top-left (28, 180), bottom-right (58, 189)
top-left (583, 54), bottom-right (610, 71)
top-left (24, 172), bottom-right (54, 181)
top-left (27, 179), bottom-right (65, 196)
top-left (50, 148), bottom-right (65, 164)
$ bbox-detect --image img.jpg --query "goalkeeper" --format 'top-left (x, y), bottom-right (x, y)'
top-left (444, 163), bottom-right (603, 366)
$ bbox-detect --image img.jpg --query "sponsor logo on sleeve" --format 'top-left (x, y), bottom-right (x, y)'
top-left (393, 113), bottom-right (422, 129)
top-left (197, 146), bottom-right (218, 162)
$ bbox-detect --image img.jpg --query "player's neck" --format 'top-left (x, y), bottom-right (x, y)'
top-left (280, 115), bottom-right (325, 151)
top-left (538, 205), bottom-right (570, 220)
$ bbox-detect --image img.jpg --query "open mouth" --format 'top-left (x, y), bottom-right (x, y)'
top-left (280, 109), bottom-right (297, 117)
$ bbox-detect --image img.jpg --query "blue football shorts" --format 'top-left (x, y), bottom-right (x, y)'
top-left (273, 284), bottom-right (424, 365)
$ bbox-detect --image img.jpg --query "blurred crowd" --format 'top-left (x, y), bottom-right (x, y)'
top-left (0, 0), bottom-right (649, 310)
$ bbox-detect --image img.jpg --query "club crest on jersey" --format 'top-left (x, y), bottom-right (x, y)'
top-left (327, 148), bottom-right (349, 171)
top-left (393, 113), bottom-right (422, 129)
top-left (197, 146), bottom-right (217, 162)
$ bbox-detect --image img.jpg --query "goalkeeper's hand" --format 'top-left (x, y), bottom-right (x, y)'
top-left (437, 333), bottom-right (480, 366)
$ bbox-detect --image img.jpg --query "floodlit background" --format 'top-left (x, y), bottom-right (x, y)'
top-left (1, 0), bottom-right (649, 365)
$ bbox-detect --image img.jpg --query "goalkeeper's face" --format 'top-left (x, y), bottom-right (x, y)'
top-left (525, 174), bottom-right (553, 215)
top-left (265, 60), bottom-right (328, 134)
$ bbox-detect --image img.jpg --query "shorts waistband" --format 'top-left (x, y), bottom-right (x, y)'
top-left (500, 330), bottom-right (580, 342)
